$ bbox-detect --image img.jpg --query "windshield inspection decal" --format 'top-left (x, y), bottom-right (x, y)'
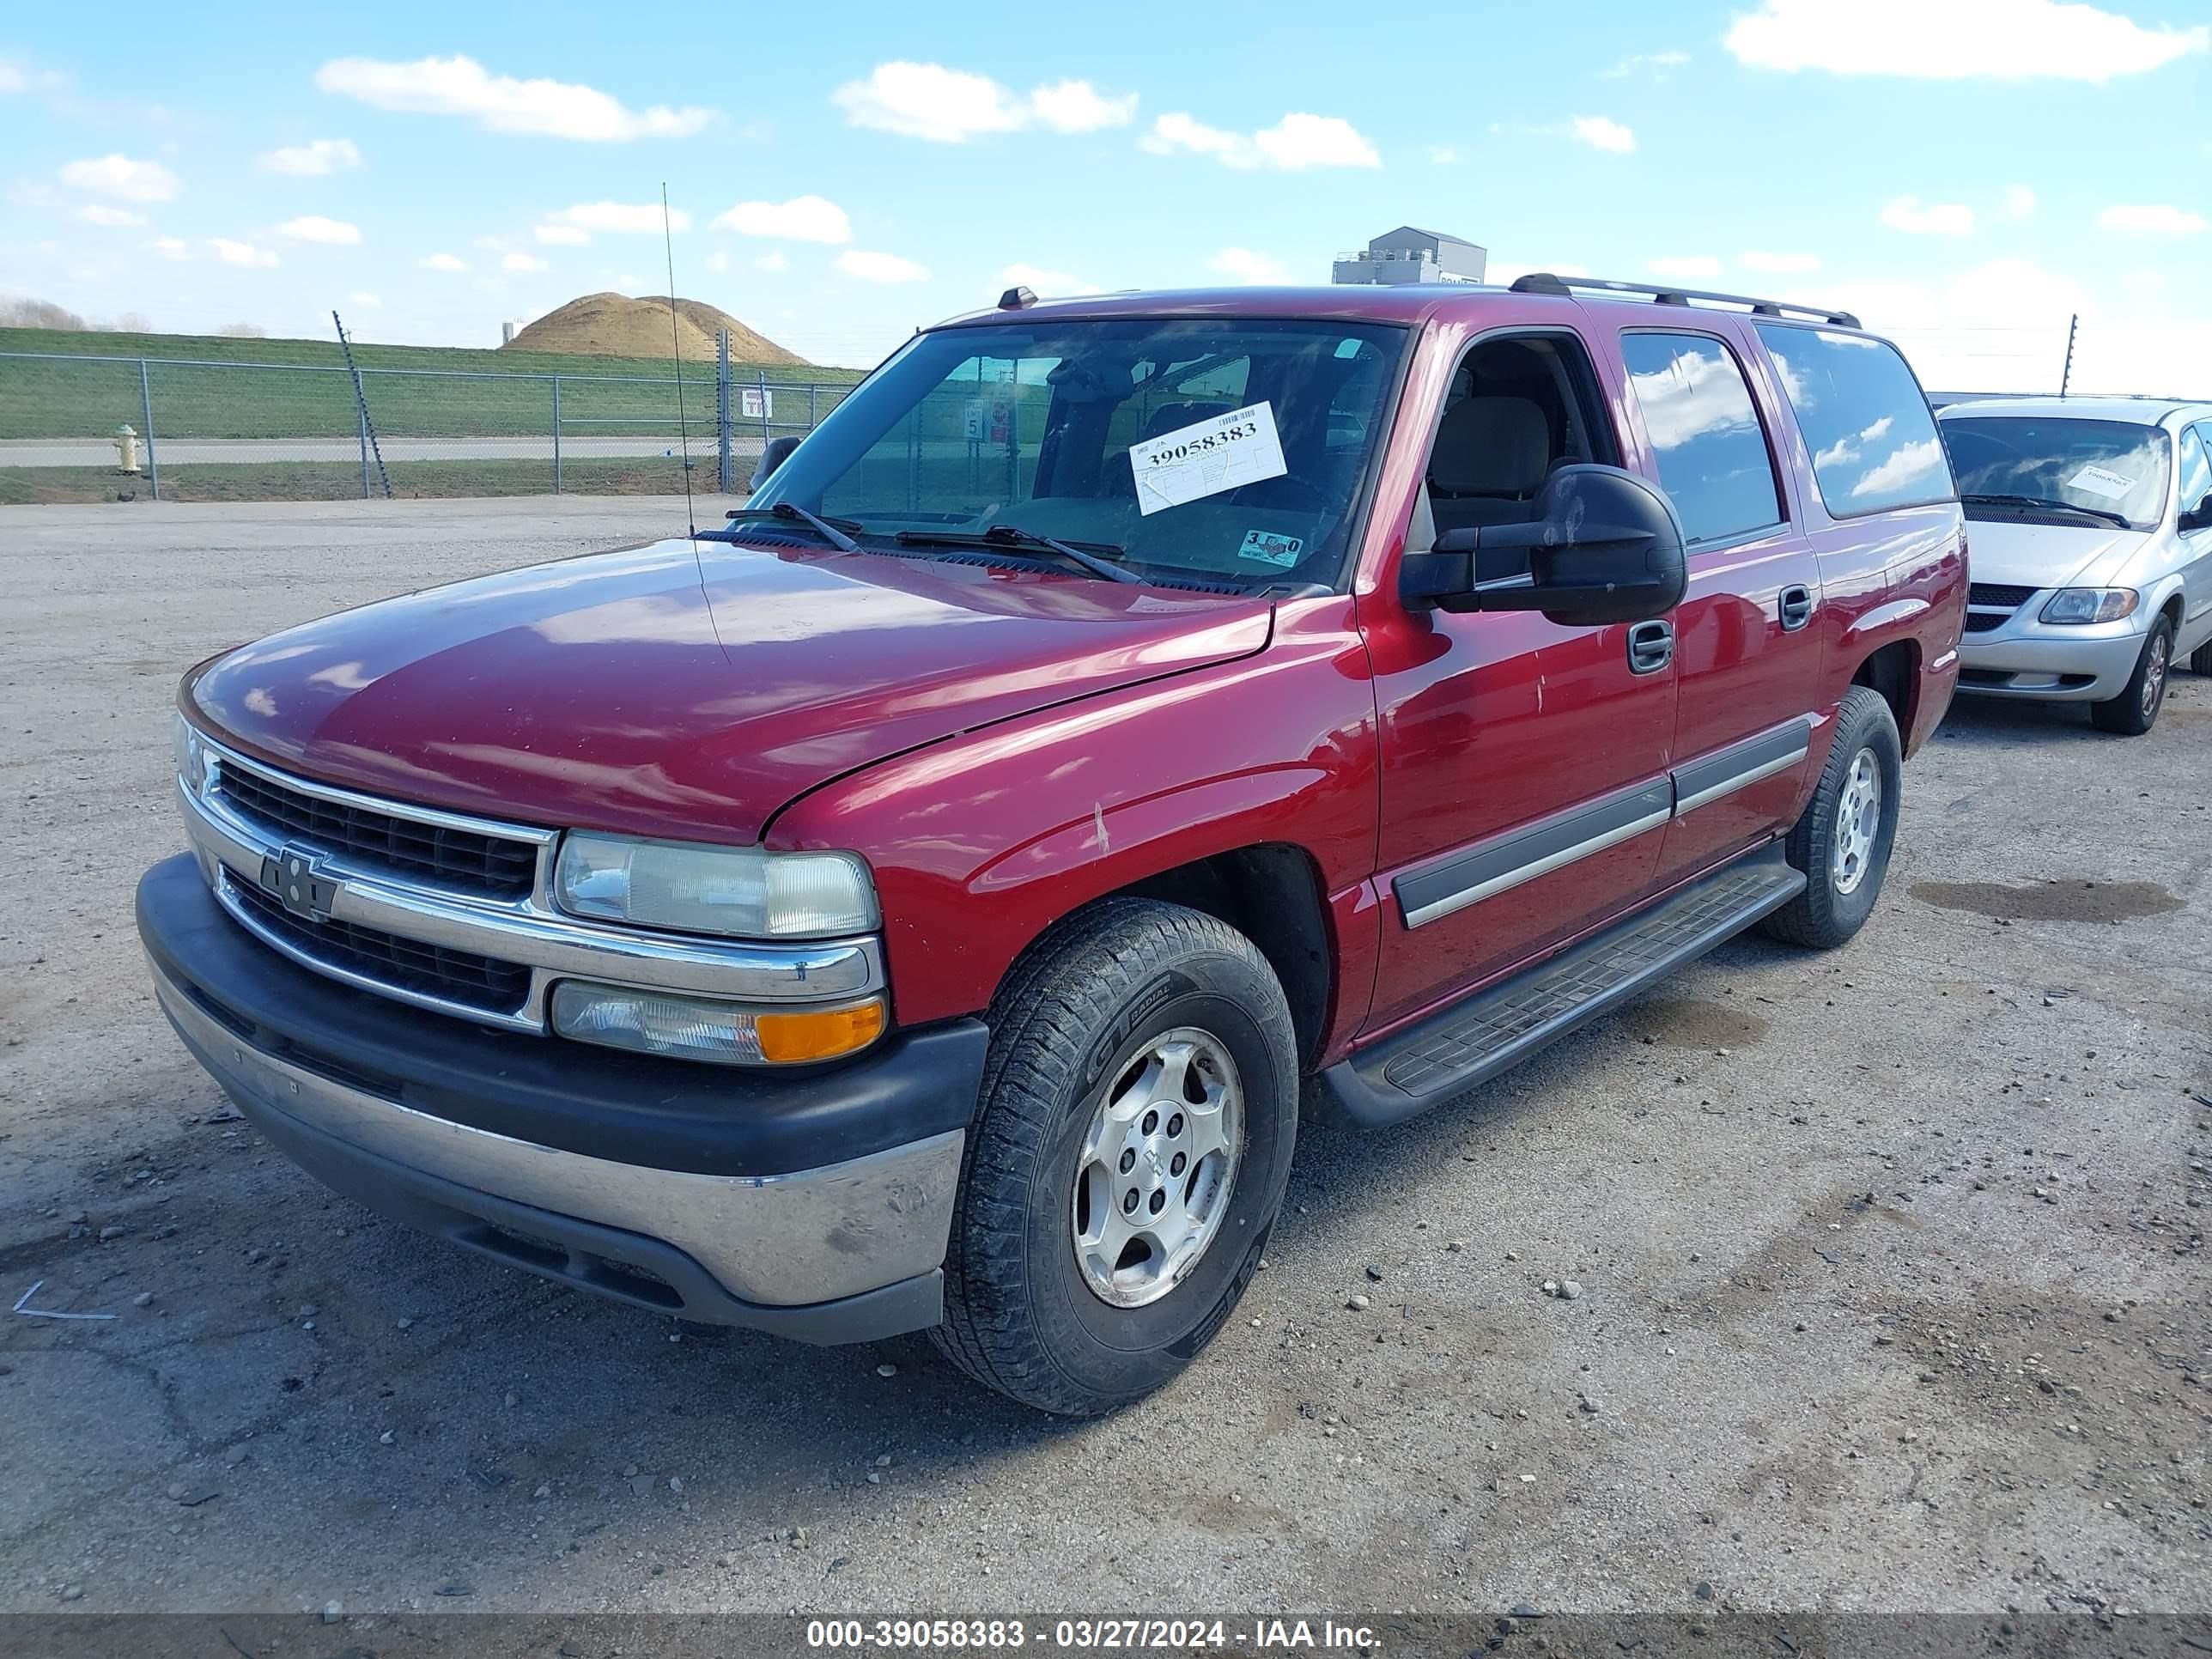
top-left (1128, 401), bottom-right (1287, 517)
top-left (2067, 464), bottom-right (2138, 501)
top-left (1238, 529), bottom-right (1304, 568)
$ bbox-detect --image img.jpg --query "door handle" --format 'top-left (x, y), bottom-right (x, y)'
top-left (1778, 584), bottom-right (1815, 631)
top-left (1627, 618), bottom-right (1674, 675)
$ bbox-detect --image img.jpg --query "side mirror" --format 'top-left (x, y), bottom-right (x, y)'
top-left (2180, 492), bottom-right (2212, 533)
top-left (1400, 464), bottom-right (1688, 627)
top-left (749, 434), bottom-right (802, 493)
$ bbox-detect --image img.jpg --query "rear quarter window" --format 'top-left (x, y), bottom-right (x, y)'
top-left (1755, 325), bottom-right (1954, 518)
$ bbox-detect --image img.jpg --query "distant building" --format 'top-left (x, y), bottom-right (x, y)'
top-left (1333, 227), bottom-right (1487, 286)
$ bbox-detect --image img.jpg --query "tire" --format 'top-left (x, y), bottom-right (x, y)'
top-left (1759, 685), bottom-right (1903, 951)
top-left (930, 899), bottom-right (1298, 1416)
top-left (2091, 618), bottom-right (2174, 736)
top-left (2191, 636), bottom-right (2212, 677)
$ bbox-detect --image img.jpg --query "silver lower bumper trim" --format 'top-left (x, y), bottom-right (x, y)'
top-left (151, 963), bottom-right (960, 1308)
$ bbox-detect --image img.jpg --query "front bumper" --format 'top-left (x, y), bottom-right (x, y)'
top-left (138, 854), bottom-right (988, 1343)
top-left (1957, 618), bottom-right (2148, 702)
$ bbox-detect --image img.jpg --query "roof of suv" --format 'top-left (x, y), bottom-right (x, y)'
top-left (931, 283), bottom-right (1877, 337)
top-left (1937, 395), bottom-right (2212, 427)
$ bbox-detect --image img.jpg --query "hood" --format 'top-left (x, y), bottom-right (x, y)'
top-left (189, 538), bottom-right (1273, 843)
top-left (1965, 520), bottom-right (2153, 591)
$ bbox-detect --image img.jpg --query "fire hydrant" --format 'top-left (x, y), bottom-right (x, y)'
top-left (113, 424), bottom-right (141, 474)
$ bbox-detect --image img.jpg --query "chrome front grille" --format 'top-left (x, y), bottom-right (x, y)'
top-left (176, 732), bottom-right (886, 1035)
top-left (226, 876), bottom-right (532, 1015)
top-left (214, 755), bottom-right (538, 898)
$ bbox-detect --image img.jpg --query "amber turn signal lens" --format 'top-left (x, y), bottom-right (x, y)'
top-left (755, 998), bottom-right (888, 1064)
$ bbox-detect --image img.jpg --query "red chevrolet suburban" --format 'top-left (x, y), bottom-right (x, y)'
top-left (139, 276), bottom-right (1965, 1414)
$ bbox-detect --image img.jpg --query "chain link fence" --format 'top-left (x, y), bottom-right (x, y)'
top-left (0, 343), bottom-right (854, 504)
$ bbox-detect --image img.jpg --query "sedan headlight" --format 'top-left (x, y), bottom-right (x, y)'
top-left (2039, 587), bottom-right (2138, 625)
top-left (172, 711), bottom-right (208, 794)
top-left (553, 832), bottom-right (878, 939)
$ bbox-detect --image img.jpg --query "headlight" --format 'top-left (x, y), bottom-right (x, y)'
top-left (553, 832), bottom-right (878, 939)
top-left (550, 981), bottom-right (886, 1066)
top-left (2039, 587), bottom-right (2138, 625)
top-left (172, 711), bottom-right (207, 794)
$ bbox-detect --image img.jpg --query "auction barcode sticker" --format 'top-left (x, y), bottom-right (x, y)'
top-left (2067, 464), bottom-right (2138, 501)
top-left (1128, 402), bottom-right (1287, 517)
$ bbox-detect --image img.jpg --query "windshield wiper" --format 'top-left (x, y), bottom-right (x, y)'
top-left (722, 502), bottom-right (863, 551)
top-left (894, 525), bottom-right (1141, 585)
top-left (1960, 493), bottom-right (2132, 531)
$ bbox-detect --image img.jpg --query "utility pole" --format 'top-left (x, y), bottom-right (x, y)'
top-left (2059, 313), bottom-right (2077, 398)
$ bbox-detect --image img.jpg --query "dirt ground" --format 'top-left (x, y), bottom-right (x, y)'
top-left (1, 499), bottom-right (2206, 1623)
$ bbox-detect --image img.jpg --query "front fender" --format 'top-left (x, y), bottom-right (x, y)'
top-left (765, 596), bottom-right (1382, 1037)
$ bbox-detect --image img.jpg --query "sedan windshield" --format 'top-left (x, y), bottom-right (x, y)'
top-left (744, 318), bottom-right (1407, 588)
top-left (1940, 416), bottom-right (2170, 531)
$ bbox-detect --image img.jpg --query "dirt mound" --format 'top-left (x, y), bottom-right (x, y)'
top-left (505, 292), bottom-right (805, 366)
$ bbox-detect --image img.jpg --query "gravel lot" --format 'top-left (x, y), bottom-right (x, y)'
top-left (1, 500), bottom-right (2207, 1624)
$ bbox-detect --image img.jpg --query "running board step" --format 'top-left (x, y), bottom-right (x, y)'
top-left (1317, 845), bottom-right (1806, 1129)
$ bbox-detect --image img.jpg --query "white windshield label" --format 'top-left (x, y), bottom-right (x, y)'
top-left (1128, 401), bottom-right (1287, 517)
top-left (2067, 464), bottom-right (2137, 501)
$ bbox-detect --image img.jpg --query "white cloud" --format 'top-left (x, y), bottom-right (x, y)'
top-left (1881, 195), bottom-right (1975, 234)
top-left (1741, 251), bottom-right (1820, 272)
top-left (1000, 262), bottom-right (1103, 296)
top-left (1209, 246), bottom-right (1290, 284)
top-left (1429, 145), bottom-right (1459, 165)
top-left (349, 290), bottom-right (382, 308)
top-left (535, 224), bottom-right (591, 246)
top-left (419, 252), bottom-right (468, 272)
top-left (1603, 48), bottom-right (1691, 76)
top-left (503, 251), bottom-right (549, 272)
top-left (75, 204), bottom-right (147, 228)
top-left (1028, 79), bottom-right (1139, 133)
top-left (2099, 203), bottom-right (2206, 234)
top-left (210, 239), bottom-right (279, 269)
top-left (1725, 0), bottom-right (2207, 81)
top-left (1851, 437), bottom-right (1947, 498)
top-left (835, 249), bottom-right (928, 283)
top-left (1997, 184), bottom-right (2037, 222)
top-left (706, 251), bottom-right (729, 273)
top-left (61, 154), bottom-right (179, 203)
top-left (1144, 112), bottom-right (1379, 170)
top-left (832, 62), bottom-right (1135, 143)
top-left (277, 215), bottom-right (362, 246)
top-left (0, 57), bottom-right (25, 94)
top-left (1650, 255), bottom-right (1723, 279)
top-left (1570, 115), bottom-right (1637, 153)
top-left (711, 194), bottom-right (851, 243)
top-left (259, 137), bottom-right (361, 175)
top-left (755, 250), bottom-right (788, 273)
top-left (152, 237), bottom-right (190, 261)
top-left (544, 201), bottom-right (690, 235)
top-left (314, 55), bottom-right (713, 140)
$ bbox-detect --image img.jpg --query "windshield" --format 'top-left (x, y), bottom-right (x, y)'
top-left (746, 318), bottom-right (1407, 587)
top-left (1940, 416), bottom-right (2170, 530)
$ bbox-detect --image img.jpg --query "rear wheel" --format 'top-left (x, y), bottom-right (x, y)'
top-left (931, 899), bottom-right (1298, 1415)
top-left (1759, 686), bottom-right (1903, 951)
top-left (2090, 617), bottom-right (2172, 736)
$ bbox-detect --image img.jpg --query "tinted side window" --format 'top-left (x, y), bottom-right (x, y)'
top-left (1756, 325), bottom-right (1953, 517)
top-left (2178, 425), bottom-right (2210, 520)
top-left (1620, 332), bottom-right (1783, 547)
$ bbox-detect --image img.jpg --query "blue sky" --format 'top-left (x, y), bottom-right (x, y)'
top-left (3, 0), bottom-right (2209, 392)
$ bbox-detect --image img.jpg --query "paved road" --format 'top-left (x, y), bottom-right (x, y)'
top-left (0, 498), bottom-right (2206, 1624)
top-left (0, 434), bottom-right (775, 467)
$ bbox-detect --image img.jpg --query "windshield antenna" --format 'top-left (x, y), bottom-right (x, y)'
top-left (660, 182), bottom-right (696, 540)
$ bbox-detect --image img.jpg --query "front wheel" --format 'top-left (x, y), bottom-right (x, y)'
top-left (931, 899), bottom-right (1298, 1415)
top-left (1759, 685), bottom-right (1903, 950)
top-left (2090, 618), bottom-right (2172, 736)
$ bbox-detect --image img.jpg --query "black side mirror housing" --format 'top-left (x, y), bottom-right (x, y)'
top-left (749, 434), bottom-right (802, 493)
top-left (1400, 464), bottom-right (1689, 627)
top-left (2180, 492), bottom-right (2212, 532)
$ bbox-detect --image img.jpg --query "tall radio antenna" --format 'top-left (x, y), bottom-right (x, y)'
top-left (660, 182), bottom-right (696, 540)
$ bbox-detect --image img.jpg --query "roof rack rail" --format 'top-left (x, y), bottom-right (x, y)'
top-left (1508, 272), bottom-right (1860, 330)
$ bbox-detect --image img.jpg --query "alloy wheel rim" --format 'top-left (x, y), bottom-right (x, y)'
top-left (2142, 635), bottom-right (2168, 720)
top-left (1832, 747), bottom-right (1881, 896)
top-left (1071, 1026), bottom-right (1244, 1309)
